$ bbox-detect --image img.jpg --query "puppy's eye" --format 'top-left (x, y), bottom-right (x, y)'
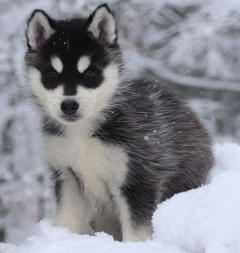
top-left (48, 69), bottom-right (58, 80)
top-left (41, 67), bottom-right (59, 89)
top-left (85, 70), bottom-right (95, 77)
top-left (84, 67), bottom-right (100, 78)
top-left (46, 65), bottom-right (58, 76)
top-left (43, 66), bottom-right (59, 83)
top-left (49, 69), bottom-right (58, 77)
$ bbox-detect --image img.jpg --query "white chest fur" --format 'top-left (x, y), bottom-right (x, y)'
top-left (43, 123), bottom-right (128, 203)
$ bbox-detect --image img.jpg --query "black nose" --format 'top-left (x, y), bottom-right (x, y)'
top-left (61, 100), bottom-right (79, 116)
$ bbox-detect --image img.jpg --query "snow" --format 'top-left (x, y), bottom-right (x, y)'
top-left (1, 143), bottom-right (240, 253)
top-left (144, 136), bottom-right (150, 141)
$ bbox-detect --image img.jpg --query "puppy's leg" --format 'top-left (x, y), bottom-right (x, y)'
top-left (53, 169), bottom-right (93, 234)
top-left (117, 195), bottom-right (152, 242)
top-left (91, 210), bottom-right (122, 241)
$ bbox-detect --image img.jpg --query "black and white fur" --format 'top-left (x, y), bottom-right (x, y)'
top-left (25, 4), bottom-right (214, 242)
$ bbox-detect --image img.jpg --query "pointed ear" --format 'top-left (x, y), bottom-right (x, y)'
top-left (87, 4), bottom-right (117, 45)
top-left (26, 10), bottom-right (56, 50)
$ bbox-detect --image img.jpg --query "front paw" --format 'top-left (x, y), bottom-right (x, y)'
top-left (122, 228), bottom-right (152, 242)
top-left (54, 216), bottom-right (93, 235)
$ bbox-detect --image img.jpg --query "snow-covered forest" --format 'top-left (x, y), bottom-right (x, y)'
top-left (0, 0), bottom-right (240, 252)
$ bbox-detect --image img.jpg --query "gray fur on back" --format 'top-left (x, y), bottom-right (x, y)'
top-left (95, 78), bottom-right (214, 225)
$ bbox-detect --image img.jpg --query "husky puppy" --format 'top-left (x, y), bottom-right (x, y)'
top-left (25, 4), bottom-right (213, 241)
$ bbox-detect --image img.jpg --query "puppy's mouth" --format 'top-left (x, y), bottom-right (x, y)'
top-left (60, 114), bottom-right (81, 123)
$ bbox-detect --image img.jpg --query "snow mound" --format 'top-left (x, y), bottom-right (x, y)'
top-left (1, 143), bottom-right (240, 253)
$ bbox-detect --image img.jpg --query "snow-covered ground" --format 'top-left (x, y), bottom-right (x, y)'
top-left (1, 143), bottom-right (240, 253)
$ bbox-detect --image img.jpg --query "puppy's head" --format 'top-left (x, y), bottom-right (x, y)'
top-left (25, 4), bottom-right (122, 124)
